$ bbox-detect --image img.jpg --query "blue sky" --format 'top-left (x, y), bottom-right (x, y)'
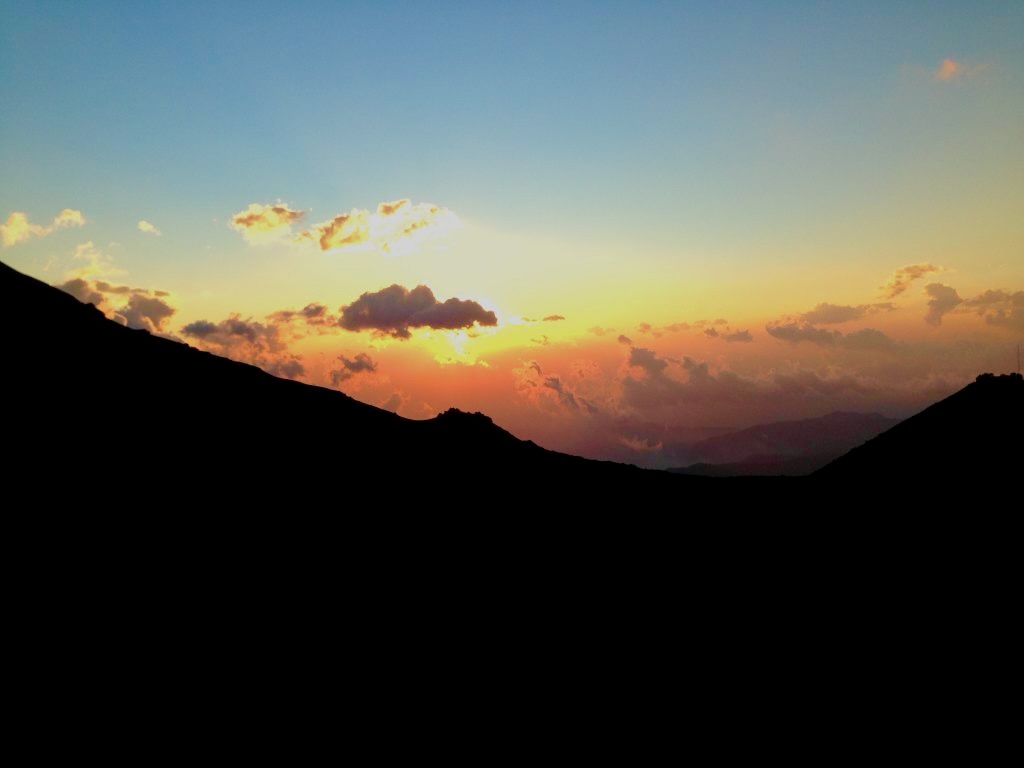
top-left (1, 1), bottom-right (1022, 463)
top-left (4, 1), bottom-right (1021, 241)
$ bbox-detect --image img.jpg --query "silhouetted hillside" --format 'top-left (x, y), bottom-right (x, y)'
top-left (815, 373), bottom-right (1023, 479)
top-left (669, 412), bottom-right (898, 476)
top-left (2, 260), bottom-right (719, 500)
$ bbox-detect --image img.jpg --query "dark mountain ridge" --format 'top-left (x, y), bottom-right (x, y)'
top-left (4, 260), bottom-right (1019, 502)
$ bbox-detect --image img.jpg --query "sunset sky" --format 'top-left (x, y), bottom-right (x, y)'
top-left (2, 1), bottom-right (1022, 465)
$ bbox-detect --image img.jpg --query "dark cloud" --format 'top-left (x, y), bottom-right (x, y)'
top-left (543, 314), bottom-right (565, 322)
top-left (723, 329), bottom-right (753, 343)
top-left (924, 283), bottom-right (962, 326)
top-left (766, 322), bottom-right (841, 345)
top-left (588, 326), bottom-right (614, 336)
top-left (841, 328), bottom-right (895, 351)
top-left (767, 319), bottom-right (894, 350)
top-left (799, 302), bottom-right (895, 325)
top-left (704, 327), bottom-right (719, 338)
top-left (330, 352), bottom-right (378, 385)
top-left (622, 348), bottom-right (754, 410)
top-left (617, 334), bottom-right (632, 345)
top-left (543, 376), bottom-right (579, 411)
top-left (532, 335), bottom-right (551, 346)
top-left (119, 294), bottom-right (175, 332)
top-left (268, 302), bottom-right (337, 327)
top-left (57, 277), bottom-right (175, 332)
top-left (963, 289), bottom-right (1024, 330)
top-left (57, 278), bottom-right (103, 306)
top-left (338, 284), bottom-right (497, 339)
top-left (881, 263), bottom-right (940, 298)
top-left (628, 346), bottom-right (669, 375)
top-left (663, 322), bottom-right (690, 333)
top-left (182, 315), bottom-right (305, 379)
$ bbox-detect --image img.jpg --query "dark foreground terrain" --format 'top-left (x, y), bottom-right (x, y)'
top-left (3, 260), bottom-right (1021, 507)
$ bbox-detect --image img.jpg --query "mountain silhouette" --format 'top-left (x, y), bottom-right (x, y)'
top-left (670, 412), bottom-right (899, 476)
top-left (5, 260), bottom-right (1018, 503)
top-left (2, 260), bottom-right (710, 501)
top-left (814, 372), bottom-right (1022, 479)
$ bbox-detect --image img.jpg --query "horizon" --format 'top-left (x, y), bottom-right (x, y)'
top-left (2, 1), bottom-right (1022, 467)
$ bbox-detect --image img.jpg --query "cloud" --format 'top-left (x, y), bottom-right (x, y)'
top-left (703, 327), bottom-right (719, 338)
top-left (137, 220), bottom-right (161, 236)
top-left (766, 321), bottom-right (841, 345)
top-left (1, 208), bottom-right (85, 247)
top-left (924, 283), bottom-right (962, 326)
top-left (543, 376), bottom-right (579, 411)
top-left (934, 58), bottom-right (985, 82)
top-left (880, 263), bottom-right (940, 298)
top-left (799, 302), bottom-right (895, 325)
top-left (617, 334), bottom-right (632, 345)
top-left (330, 352), bottom-right (378, 385)
top-left (296, 199), bottom-right (457, 253)
top-left (767, 319), bottom-right (894, 350)
top-left (963, 289), bottom-right (1024, 330)
top-left (57, 278), bottom-right (104, 306)
top-left (588, 326), bottom-right (614, 336)
top-left (268, 302), bottom-right (338, 329)
top-left (118, 293), bottom-right (176, 333)
top-left (230, 203), bottom-right (306, 243)
top-left (723, 329), bottom-right (753, 343)
top-left (543, 314), bottom-right (565, 322)
top-left (338, 284), bottom-right (497, 339)
top-left (622, 349), bottom-right (754, 410)
top-left (841, 328), bottom-right (895, 351)
top-left (182, 315), bottom-right (304, 378)
top-left (628, 346), bottom-right (669, 375)
top-left (56, 273), bottom-right (176, 332)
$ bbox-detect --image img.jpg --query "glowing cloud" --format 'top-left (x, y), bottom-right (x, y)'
top-left (297, 199), bottom-right (457, 254)
top-left (1, 208), bottom-right (85, 247)
top-left (934, 58), bottom-right (983, 82)
top-left (880, 263), bottom-right (940, 298)
top-left (138, 220), bottom-right (162, 236)
top-left (338, 284), bottom-right (498, 339)
top-left (230, 203), bottom-right (306, 243)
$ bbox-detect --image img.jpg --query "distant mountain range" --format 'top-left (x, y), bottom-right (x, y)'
top-left (3, 260), bottom-right (1019, 501)
top-left (670, 412), bottom-right (900, 476)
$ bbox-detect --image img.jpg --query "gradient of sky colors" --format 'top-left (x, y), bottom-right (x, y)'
top-left (2, 1), bottom-right (1022, 465)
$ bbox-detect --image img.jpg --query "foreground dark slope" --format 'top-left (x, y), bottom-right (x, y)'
top-left (815, 372), bottom-right (1023, 480)
top-left (4, 261), bottom-right (743, 499)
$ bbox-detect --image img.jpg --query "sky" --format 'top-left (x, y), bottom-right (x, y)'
top-left (2, 1), bottom-right (1022, 465)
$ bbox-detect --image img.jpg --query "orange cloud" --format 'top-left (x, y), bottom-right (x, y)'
top-left (880, 263), bottom-right (941, 298)
top-left (1, 208), bottom-right (85, 247)
top-left (934, 58), bottom-right (987, 82)
top-left (230, 202), bottom-right (306, 243)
